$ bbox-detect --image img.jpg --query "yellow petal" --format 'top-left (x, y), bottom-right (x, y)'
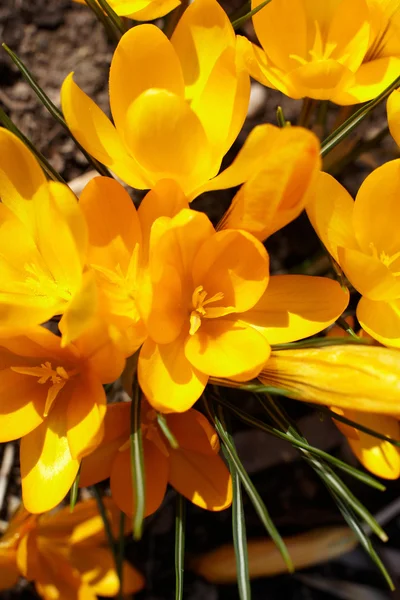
top-left (169, 448), bottom-right (232, 511)
top-left (185, 318), bottom-right (270, 378)
top-left (122, 0), bottom-right (180, 20)
top-left (80, 176), bottom-right (141, 273)
top-left (326, 0), bottom-right (370, 71)
top-left (61, 73), bottom-right (149, 189)
top-left (388, 88), bottom-right (400, 146)
top-left (171, 0), bottom-right (235, 102)
top-left (59, 270), bottom-right (98, 348)
top-left (21, 396), bottom-right (80, 513)
top-left (0, 369), bottom-right (46, 441)
top-left (260, 345), bottom-right (400, 413)
top-left (353, 159), bottom-right (400, 257)
top-left (0, 129), bottom-right (46, 233)
top-left (241, 275), bottom-right (349, 345)
top-left (110, 442), bottom-right (169, 517)
top-left (109, 24), bottom-right (184, 135)
top-left (337, 57), bottom-right (400, 105)
top-left (306, 171), bottom-right (358, 262)
top-left (338, 246), bottom-right (400, 301)
top-left (125, 89), bottom-right (213, 196)
top-left (138, 335), bottom-right (208, 413)
top-left (346, 412), bottom-right (400, 479)
top-left (79, 402), bottom-right (130, 488)
top-left (192, 229), bottom-right (269, 313)
top-left (222, 127), bottom-right (320, 241)
top-left (166, 409), bottom-right (220, 455)
top-left (66, 371), bottom-right (106, 461)
top-left (357, 296), bottom-right (400, 348)
top-left (288, 60), bottom-right (355, 101)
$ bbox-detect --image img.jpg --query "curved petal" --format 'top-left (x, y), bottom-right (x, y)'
top-left (185, 318), bottom-right (270, 378)
top-left (192, 124), bottom-right (282, 198)
top-left (0, 547), bottom-right (19, 591)
top-left (288, 60), bottom-right (355, 102)
top-left (79, 402), bottom-right (130, 488)
top-left (80, 176), bottom-right (141, 273)
top-left (241, 275), bottom-right (350, 345)
top-left (110, 24), bottom-right (184, 134)
top-left (347, 413), bottom-right (400, 479)
top-left (166, 409), bottom-right (220, 455)
top-left (66, 371), bottom-right (106, 461)
top-left (0, 369), bottom-right (46, 441)
top-left (388, 88), bottom-right (400, 146)
top-left (123, 0), bottom-right (180, 20)
top-left (0, 129), bottom-right (46, 232)
top-left (171, 0), bottom-right (235, 102)
top-left (72, 546), bottom-right (144, 596)
top-left (21, 396), bottom-right (80, 513)
top-left (338, 246), bottom-right (400, 301)
top-left (326, 0), bottom-right (370, 71)
top-left (138, 335), bottom-right (208, 413)
top-left (59, 270), bottom-right (99, 348)
top-left (192, 229), bottom-right (269, 313)
top-left (353, 159), bottom-right (400, 257)
top-left (110, 442), bottom-right (169, 517)
top-left (221, 127), bottom-right (320, 241)
top-left (61, 73), bottom-right (149, 189)
top-left (337, 57), bottom-right (400, 105)
top-left (169, 448), bottom-right (232, 511)
top-left (125, 89), bottom-right (213, 195)
top-left (357, 296), bottom-right (400, 348)
top-left (306, 171), bottom-right (358, 261)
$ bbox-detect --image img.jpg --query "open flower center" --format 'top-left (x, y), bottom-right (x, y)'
top-left (369, 243), bottom-right (400, 276)
top-left (11, 361), bottom-right (78, 417)
top-left (189, 285), bottom-right (224, 336)
top-left (24, 264), bottom-right (72, 303)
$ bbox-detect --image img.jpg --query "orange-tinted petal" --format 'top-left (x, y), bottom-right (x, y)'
top-left (166, 409), bottom-right (220, 455)
top-left (61, 73), bottom-right (149, 189)
top-left (169, 448), bottom-right (232, 511)
top-left (139, 335), bottom-right (208, 413)
top-left (66, 371), bottom-right (106, 461)
top-left (21, 396), bottom-right (79, 513)
top-left (110, 441), bottom-right (169, 517)
top-left (192, 229), bottom-right (269, 313)
top-left (0, 548), bottom-right (19, 591)
top-left (79, 402), bottom-right (130, 487)
top-left (357, 296), bottom-right (400, 348)
top-left (185, 318), bottom-right (270, 378)
top-left (241, 275), bottom-right (350, 345)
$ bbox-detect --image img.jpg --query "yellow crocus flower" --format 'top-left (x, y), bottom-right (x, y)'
top-left (73, 0), bottom-right (180, 20)
top-left (242, 0), bottom-right (400, 104)
top-left (0, 499), bottom-right (144, 598)
top-left (61, 0), bottom-right (251, 197)
top-left (307, 163), bottom-right (400, 347)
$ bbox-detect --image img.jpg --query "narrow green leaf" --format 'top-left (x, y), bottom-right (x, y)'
top-left (335, 316), bottom-right (359, 339)
top-left (130, 377), bottom-right (146, 540)
top-left (276, 106), bottom-right (290, 128)
top-left (157, 413), bottom-right (179, 449)
top-left (271, 336), bottom-right (372, 350)
top-left (2, 43), bottom-right (112, 178)
top-left (321, 73), bottom-right (400, 158)
top-left (69, 464), bottom-right (81, 512)
top-left (206, 400), bottom-right (294, 573)
top-left (92, 485), bottom-right (121, 589)
top-left (313, 404), bottom-right (400, 449)
top-left (96, 0), bottom-right (126, 34)
top-left (0, 107), bottom-right (65, 183)
top-left (83, 0), bottom-right (121, 42)
top-left (175, 494), bottom-right (186, 600)
top-left (117, 511), bottom-right (125, 600)
top-left (232, 0), bottom-right (272, 30)
top-left (213, 396), bottom-right (385, 491)
top-left (220, 411), bottom-right (251, 600)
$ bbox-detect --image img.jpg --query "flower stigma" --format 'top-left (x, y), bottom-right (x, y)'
top-left (189, 285), bottom-right (225, 335)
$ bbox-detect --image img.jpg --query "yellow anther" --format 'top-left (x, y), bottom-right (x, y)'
top-left (189, 285), bottom-right (224, 335)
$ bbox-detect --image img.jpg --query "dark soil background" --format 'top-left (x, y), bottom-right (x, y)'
top-left (1, 1), bottom-right (400, 598)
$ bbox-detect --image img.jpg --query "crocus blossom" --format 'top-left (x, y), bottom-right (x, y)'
top-left (73, 0), bottom-right (180, 20)
top-left (61, 0), bottom-right (250, 198)
top-left (307, 163), bottom-right (400, 347)
top-left (79, 400), bottom-right (232, 515)
top-left (0, 499), bottom-right (144, 598)
top-left (0, 325), bottom-right (125, 513)
top-left (241, 0), bottom-right (400, 104)
top-left (0, 129), bottom-right (88, 333)
top-left (259, 345), bottom-right (400, 414)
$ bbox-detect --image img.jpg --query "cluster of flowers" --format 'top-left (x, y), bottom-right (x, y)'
top-left (2, 0), bottom-right (400, 595)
